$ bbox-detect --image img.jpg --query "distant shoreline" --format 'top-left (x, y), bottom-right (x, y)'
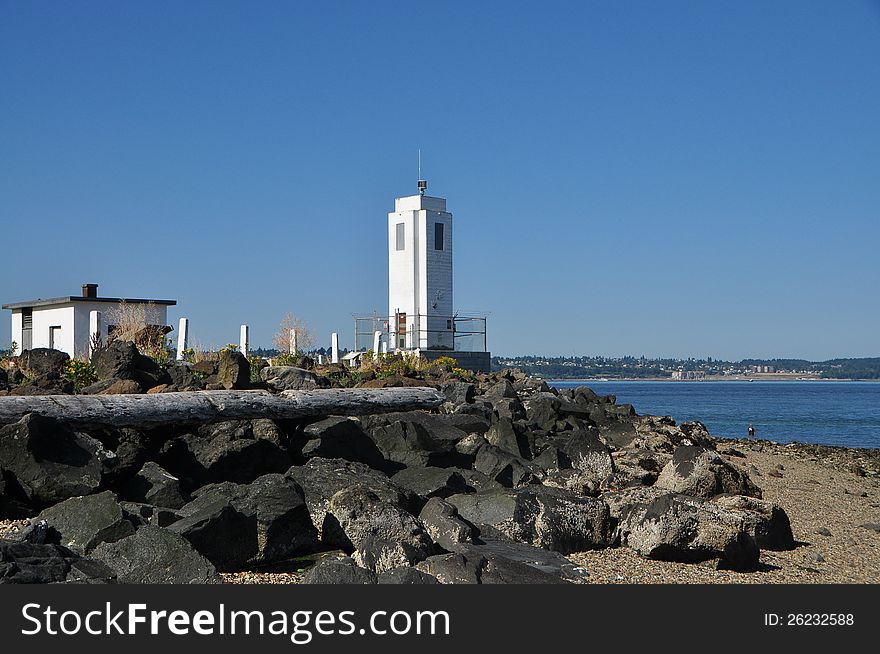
top-left (544, 375), bottom-right (879, 382)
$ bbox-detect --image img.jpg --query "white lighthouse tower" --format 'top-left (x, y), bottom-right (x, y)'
top-left (388, 179), bottom-right (454, 351)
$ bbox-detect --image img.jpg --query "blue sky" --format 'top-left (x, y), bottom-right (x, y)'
top-left (1, 1), bottom-right (878, 360)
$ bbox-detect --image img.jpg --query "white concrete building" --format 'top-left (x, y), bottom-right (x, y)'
top-left (388, 183), bottom-right (454, 351)
top-left (3, 284), bottom-right (176, 359)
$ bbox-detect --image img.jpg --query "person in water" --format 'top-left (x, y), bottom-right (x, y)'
top-left (748, 423), bottom-right (755, 438)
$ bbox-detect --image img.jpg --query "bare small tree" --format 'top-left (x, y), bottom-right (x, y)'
top-left (273, 313), bottom-right (314, 354)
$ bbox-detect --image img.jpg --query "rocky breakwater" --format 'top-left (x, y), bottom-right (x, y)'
top-left (0, 349), bottom-right (794, 583)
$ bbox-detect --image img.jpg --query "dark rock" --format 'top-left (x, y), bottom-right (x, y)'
top-left (354, 534), bottom-right (432, 573)
top-left (711, 494), bottom-right (795, 550)
top-left (524, 392), bottom-right (562, 430)
top-left (0, 414), bottom-right (114, 508)
top-left (415, 552), bottom-right (481, 584)
top-left (217, 350), bottom-right (250, 390)
top-left (811, 552), bottom-right (825, 563)
top-left (377, 567), bottom-right (440, 584)
top-left (0, 540), bottom-right (116, 584)
top-left (416, 548), bottom-right (570, 585)
top-left (815, 527), bottom-right (832, 537)
top-left (485, 418), bottom-right (533, 459)
top-left (33, 490), bottom-right (134, 554)
top-left (768, 470), bottom-right (784, 478)
top-left (168, 498), bottom-right (258, 571)
top-left (120, 461), bottom-right (188, 509)
top-left (301, 556), bottom-right (377, 584)
top-left (164, 362), bottom-right (204, 391)
top-left (15, 348), bottom-right (70, 379)
top-left (90, 341), bottom-right (167, 390)
top-left (860, 523), bottom-right (880, 533)
top-left (473, 444), bottom-right (538, 488)
top-left (655, 446), bottom-right (762, 499)
top-left (418, 497), bottom-right (475, 551)
top-left (441, 382), bottom-right (475, 405)
top-left (260, 366), bottom-right (319, 391)
top-left (91, 525), bottom-right (221, 583)
top-left (98, 379), bottom-right (141, 394)
top-left (453, 539), bottom-right (589, 583)
top-left (120, 502), bottom-right (183, 528)
top-left (616, 491), bottom-right (759, 571)
top-left (300, 417), bottom-right (388, 470)
top-left (323, 486), bottom-right (433, 558)
top-left (287, 458), bottom-right (417, 537)
top-left (391, 467), bottom-right (470, 504)
top-left (363, 412), bottom-right (471, 468)
top-left (160, 424), bottom-right (290, 487)
top-left (191, 360), bottom-right (217, 377)
top-left (86, 426), bottom-right (149, 485)
top-left (186, 473), bottom-right (319, 565)
top-left (448, 486), bottom-right (612, 554)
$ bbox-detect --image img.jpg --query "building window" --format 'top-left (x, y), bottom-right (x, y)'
top-left (396, 223), bottom-right (405, 251)
top-left (434, 222), bottom-right (444, 250)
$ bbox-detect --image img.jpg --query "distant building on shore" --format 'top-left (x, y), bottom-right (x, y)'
top-left (3, 283), bottom-right (176, 359)
top-left (672, 370), bottom-right (705, 380)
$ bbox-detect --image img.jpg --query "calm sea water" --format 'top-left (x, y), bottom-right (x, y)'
top-left (549, 380), bottom-right (880, 449)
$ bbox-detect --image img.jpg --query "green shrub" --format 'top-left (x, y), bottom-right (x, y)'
top-left (62, 359), bottom-right (98, 393)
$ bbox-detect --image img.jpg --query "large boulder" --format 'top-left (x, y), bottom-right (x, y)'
top-left (91, 525), bottom-right (221, 584)
top-left (160, 423), bottom-right (290, 487)
top-left (186, 473), bottom-right (319, 565)
top-left (0, 540), bottom-right (116, 584)
top-left (473, 444), bottom-right (538, 488)
top-left (167, 497), bottom-right (258, 571)
top-left (119, 461), bottom-right (188, 509)
top-left (14, 348), bottom-right (69, 380)
top-left (655, 446), bottom-right (762, 499)
top-left (523, 392), bottom-right (562, 431)
top-left (323, 486), bottom-right (433, 556)
top-left (300, 417), bottom-right (388, 470)
top-left (287, 458), bottom-right (417, 537)
top-left (301, 557), bottom-right (377, 584)
top-left (91, 341), bottom-right (167, 390)
top-left (447, 486), bottom-right (612, 554)
top-left (485, 418), bottom-right (533, 459)
top-left (361, 412), bottom-right (474, 468)
top-left (615, 490), bottom-right (759, 571)
top-left (418, 497), bottom-right (475, 551)
top-left (0, 414), bottom-right (115, 508)
top-left (164, 362), bottom-right (205, 391)
top-left (260, 366), bottom-right (319, 391)
top-left (710, 494), bottom-right (795, 550)
top-left (377, 567), bottom-right (440, 584)
top-left (416, 547), bottom-right (571, 584)
top-left (391, 467), bottom-right (470, 505)
top-left (32, 491), bottom-right (134, 554)
top-left (217, 350), bottom-right (250, 390)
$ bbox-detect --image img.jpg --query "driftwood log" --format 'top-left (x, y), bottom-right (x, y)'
top-left (0, 388), bottom-right (445, 428)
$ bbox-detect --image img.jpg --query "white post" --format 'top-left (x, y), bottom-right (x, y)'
top-left (317, 354), bottom-right (324, 365)
top-left (240, 325), bottom-right (249, 358)
top-left (88, 311), bottom-right (102, 357)
top-left (331, 332), bottom-right (339, 363)
top-left (176, 318), bottom-right (189, 361)
top-left (289, 328), bottom-right (297, 355)
top-left (380, 340), bottom-right (387, 354)
top-left (373, 330), bottom-right (381, 360)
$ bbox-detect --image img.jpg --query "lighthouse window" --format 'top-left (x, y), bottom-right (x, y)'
top-left (434, 222), bottom-right (444, 250)
top-left (395, 223), bottom-right (405, 251)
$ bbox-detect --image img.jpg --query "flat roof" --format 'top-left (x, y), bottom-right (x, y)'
top-left (2, 296), bottom-right (177, 310)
